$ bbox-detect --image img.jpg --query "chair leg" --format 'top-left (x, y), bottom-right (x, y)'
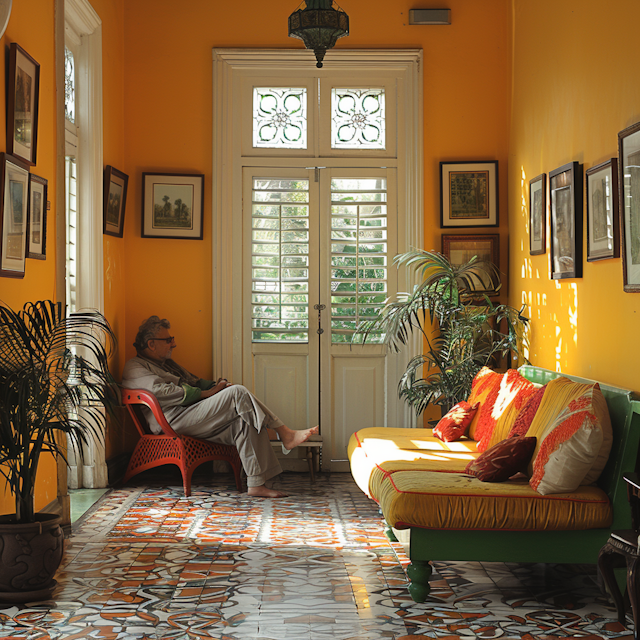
top-left (628, 556), bottom-right (640, 639)
top-left (598, 544), bottom-right (626, 625)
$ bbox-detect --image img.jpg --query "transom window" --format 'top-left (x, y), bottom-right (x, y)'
top-left (251, 85), bottom-right (387, 152)
top-left (253, 88), bottom-right (307, 149)
top-left (331, 88), bottom-right (385, 149)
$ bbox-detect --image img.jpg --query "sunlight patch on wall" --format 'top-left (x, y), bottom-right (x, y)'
top-left (569, 283), bottom-right (578, 346)
top-left (555, 325), bottom-right (562, 372)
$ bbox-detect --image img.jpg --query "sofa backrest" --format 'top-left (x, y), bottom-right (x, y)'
top-left (519, 365), bottom-right (640, 530)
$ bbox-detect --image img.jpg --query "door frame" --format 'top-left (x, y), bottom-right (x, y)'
top-left (212, 48), bottom-right (424, 431)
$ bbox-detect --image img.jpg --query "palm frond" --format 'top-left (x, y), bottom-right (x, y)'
top-left (0, 300), bottom-right (116, 523)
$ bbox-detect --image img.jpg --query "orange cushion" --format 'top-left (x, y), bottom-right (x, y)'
top-left (467, 367), bottom-right (537, 451)
top-left (433, 401), bottom-right (479, 442)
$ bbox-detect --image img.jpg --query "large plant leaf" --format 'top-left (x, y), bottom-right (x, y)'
top-left (0, 300), bottom-right (116, 523)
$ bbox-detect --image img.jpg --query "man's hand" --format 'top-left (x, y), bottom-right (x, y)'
top-left (201, 378), bottom-right (232, 399)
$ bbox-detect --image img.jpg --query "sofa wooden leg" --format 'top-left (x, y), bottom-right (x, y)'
top-left (384, 523), bottom-right (398, 542)
top-left (407, 560), bottom-right (432, 602)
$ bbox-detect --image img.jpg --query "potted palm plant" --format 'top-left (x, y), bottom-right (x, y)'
top-left (0, 300), bottom-right (115, 602)
top-left (359, 249), bottom-right (529, 416)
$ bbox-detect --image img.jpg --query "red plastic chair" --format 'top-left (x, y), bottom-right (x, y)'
top-left (121, 388), bottom-right (244, 496)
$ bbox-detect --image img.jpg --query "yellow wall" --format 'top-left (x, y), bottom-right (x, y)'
top-left (0, 0), bottom-right (126, 515)
top-left (122, 0), bottom-right (512, 380)
top-left (509, 0), bottom-right (640, 391)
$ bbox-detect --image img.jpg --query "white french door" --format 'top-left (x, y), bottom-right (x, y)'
top-left (243, 166), bottom-right (397, 469)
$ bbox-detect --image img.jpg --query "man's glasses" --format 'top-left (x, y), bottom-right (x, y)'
top-left (152, 336), bottom-right (175, 344)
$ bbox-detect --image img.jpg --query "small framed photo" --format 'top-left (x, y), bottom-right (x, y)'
top-left (27, 173), bottom-right (47, 260)
top-left (103, 165), bottom-right (129, 238)
top-left (619, 122), bottom-right (640, 292)
top-left (549, 161), bottom-right (583, 280)
top-left (441, 233), bottom-right (500, 294)
top-left (7, 43), bottom-right (40, 166)
top-left (529, 173), bottom-right (546, 255)
top-left (586, 159), bottom-right (619, 262)
top-left (440, 161), bottom-right (498, 228)
top-left (142, 173), bottom-right (204, 240)
top-left (0, 154), bottom-right (31, 278)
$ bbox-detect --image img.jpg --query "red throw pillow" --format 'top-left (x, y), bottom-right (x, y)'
top-left (508, 384), bottom-right (547, 439)
top-left (465, 436), bottom-right (537, 482)
top-left (433, 401), bottom-right (480, 442)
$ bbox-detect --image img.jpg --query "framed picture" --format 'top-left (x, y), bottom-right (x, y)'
top-left (0, 154), bottom-right (31, 278)
top-left (440, 161), bottom-right (498, 228)
top-left (7, 43), bottom-right (40, 166)
top-left (441, 233), bottom-right (500, 294)
top-left (618, 122), bottom-right (640, 292)
top-left (142, 173), bottom-right (204, 239)
top-left (27, 173), bottom-right (47, 260)
top-left (103, 166), bottom-right (129, 238)
top-left (529, 174), bottom-right (546, 255)
top-left (549, 161), bottom-right (583, 280)
top-left (586, 159), bottom-right (619, 262)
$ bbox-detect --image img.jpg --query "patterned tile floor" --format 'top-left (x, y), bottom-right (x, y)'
top-left (0, 471), bottom-right (634, 640)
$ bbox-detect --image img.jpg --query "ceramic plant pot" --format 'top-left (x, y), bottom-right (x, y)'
top-left (0, 512), bottom-right (64, 603)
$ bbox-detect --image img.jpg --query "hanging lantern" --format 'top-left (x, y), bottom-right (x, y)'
top-left (288, 0), bottom-right (349, 69)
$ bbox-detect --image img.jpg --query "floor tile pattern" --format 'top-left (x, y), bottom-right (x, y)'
top-left (0, 471), bottom-right (634, 639)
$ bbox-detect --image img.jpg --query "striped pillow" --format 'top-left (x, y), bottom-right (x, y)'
top-left (525, 377), bottom-right (613, 495)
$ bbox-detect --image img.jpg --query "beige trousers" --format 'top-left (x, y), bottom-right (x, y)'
top-left (163, 385), bottom-right (284, 487)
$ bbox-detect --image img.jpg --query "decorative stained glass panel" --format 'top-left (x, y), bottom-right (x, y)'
top-left (64, 47), bottom-right (75, 124)
top-left (253, 88), bottom-right (307, 149)
top-left (251, 178), bottom-right (310, 341)
top-left (331, 88), bottom-right (385, 150)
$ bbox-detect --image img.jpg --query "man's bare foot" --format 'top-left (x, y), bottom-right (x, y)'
top-left (247, 485), bottom-right (288, 498)
top-left (274, 425), bottom-right (319, 451)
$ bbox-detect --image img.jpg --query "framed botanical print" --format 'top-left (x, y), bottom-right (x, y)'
top-left (440, 161), bottom-right (498, 228)
top-left (103, 165), bottom-right (129, 238)
top-left (7, 43), bottom-right (40, 166)
top-left (142, 173), bottom-right (204, 240)
top-left (585, 159), bottom-right (619, 262)
top-left (27, 173), bottom-right (47, 260)
top-left (441, 233), bottom-right (500, 294)
top-left (549, 161), bottom-right (583, 280)
top-left (618, 122), bottom-right (640, 292)
top-left (529, 174), bottom-right (546, 255)
top-left (0, 154), bottom-right (31, 278)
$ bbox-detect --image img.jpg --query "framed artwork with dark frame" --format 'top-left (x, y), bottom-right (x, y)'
top-left (441, 233), bottom-right (500, 295)
top-left (7, 43), bottom-right (40, 166)
top-left (549, 161), bottom-right (583, 280)
top-left (0, 154), bottom-right (31, 278)
top-left (529, 173), bottom-right (546, 255)
top-left (103, 165), bottom-right (129, 238)
top-left (618, 122), bottom-right (640, 292)
top-left (27, 173), bottom-right (47, 260)
top-left (586, 159), bottom-right (619, 262)
top-left (440, 161), bottom-right (498, 228)
top-left (142, 173), bottom-right (204, 240)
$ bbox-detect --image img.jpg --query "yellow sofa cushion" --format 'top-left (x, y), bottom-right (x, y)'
top-left (374, 469), bottom-right (612, 532)
top-left (348, 427), bottom-right (479, 497)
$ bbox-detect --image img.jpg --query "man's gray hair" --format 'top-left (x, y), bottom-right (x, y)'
top-left (133, 316), bottom-right (170, 352)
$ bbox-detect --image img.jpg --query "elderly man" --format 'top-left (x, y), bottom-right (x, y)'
top-left (122, 316), bottom-right (318, 498)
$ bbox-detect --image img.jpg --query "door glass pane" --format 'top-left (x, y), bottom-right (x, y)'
top-left (252, 178), bottom-right (310, 342)
top-left (331, 89), bottom-right (385, 150)
top-left (65, 156), bottom-right (77, 314)
top-left (253, 88), bottom-right (307, 149)
top-left (330, 178), bottom-right (387, 343)
top-left (65, 47), bottom-right (76, 124)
